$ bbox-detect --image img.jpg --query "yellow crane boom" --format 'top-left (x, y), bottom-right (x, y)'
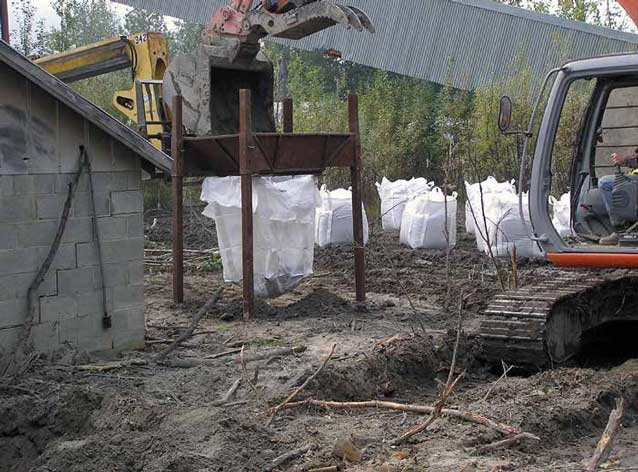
top-left (34, 32), bottom-right (169, 150)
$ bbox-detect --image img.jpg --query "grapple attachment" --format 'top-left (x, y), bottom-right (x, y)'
top-left (249, 1), bottom-right (375, 40)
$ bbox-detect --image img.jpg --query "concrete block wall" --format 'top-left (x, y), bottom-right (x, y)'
top-left (0, 64), bottom-right (145, 354)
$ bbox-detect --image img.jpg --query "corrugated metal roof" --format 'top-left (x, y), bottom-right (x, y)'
top-left (0, 39), bottom-right (172, 172)
top-left (112, 0), bottom-right (638, 90)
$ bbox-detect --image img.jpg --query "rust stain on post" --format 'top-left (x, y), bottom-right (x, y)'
top-left (348, 95), bottom-right (366, 303)
top-left (240, 89), bottom-right (255, 320)
top-left (172, 94), bottom-right (184, 303)
top-left (0, 0), bottom-right (9, 44)
top-left (283, 98), bottom-right (293, 133)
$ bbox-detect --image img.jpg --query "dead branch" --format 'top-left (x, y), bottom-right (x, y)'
top-left (280, 399), bottom-right (529, 438)
top-left (240, 345), bottom-right (267, 407)
top-left (160, 345), bottom-right (307, 368)
top-left (305, 467), bottom-right (340, 472)
top-left (75, 359), bottom-right (148, 372)
top-left (265, 444), bottom-right (312, 472)
top-left (390, 293), bottom-right (465, 445)
top-left (211, 377), bottom-right (242, 407)
top-left (584, 397), bottom-right (626, 472)
top-left (478, 432), bottom-right (540, 453)
top-left (510, 246), bottom-right (518, 289)
top-left (204, 348), bottom-right (242, 359)
top-left (479, 361), bottom-right (514, 404)
top-left (267, 344), bottom-right (337, 425)
top-left (155, 288), bottom-right (223, 363)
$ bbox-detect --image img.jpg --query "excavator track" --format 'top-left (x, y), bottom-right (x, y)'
top-left (479, 271), bottom-right (638, 368)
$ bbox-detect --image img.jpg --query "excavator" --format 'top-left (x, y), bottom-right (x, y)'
top-left (34, 0), bottom-right (373, 152)
top-left (480, 54), bottom-right (638, 368)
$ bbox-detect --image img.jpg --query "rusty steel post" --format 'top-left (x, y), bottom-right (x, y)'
top-left (239, 89), bottom-right (255, 320)
top-left (348, 95), bottom-right (366, 302)
top-left (283, 98), bottom-right (293, 133)
top-left (171, 95), bottom-right (184, 303)
top-left (0, 0), bottom-right (9, 43)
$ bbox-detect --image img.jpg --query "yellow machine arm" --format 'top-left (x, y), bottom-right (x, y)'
top-left (34, 32), bottom-right (169, 150)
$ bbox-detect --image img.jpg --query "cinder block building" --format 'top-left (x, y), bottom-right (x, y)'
top-left (0, 41), bottom-right (171, 353)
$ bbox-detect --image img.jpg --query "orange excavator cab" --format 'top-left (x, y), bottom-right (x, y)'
top-left (618, 0), bottom-right (638, 27)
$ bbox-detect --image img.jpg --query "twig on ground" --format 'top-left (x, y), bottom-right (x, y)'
top-left (211, 377), bottom-right (242, 407)
top-left (267, 344), bottom-right (337, 426)
top-left (265, 444), bottom-right (312, 472)
top-left (479, 361), bottom-right (514, 404)
top-left (584, 397), bottom-right (626, 472)
top-left (159, 345), bottom-right (306, 368)
top-left (75, 359), bottom-right (148, 372)
top-left (155, 288), bottom-right (223, 363)
top-left (240, 345), bottom-right (267, 407)
top-left (478, 432), bottom-right (540, 453)
top-left (204, 348), bottom-right (242, 359)
top-left (306, 466), bottom-right (341, 472)
top-left (280, 399), bottom-right (529, 438)
top-left (390, 292), bottom-right (465, 445)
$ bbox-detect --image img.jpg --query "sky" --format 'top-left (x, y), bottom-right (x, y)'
top-left (10, 0), bottom-right (132, 29)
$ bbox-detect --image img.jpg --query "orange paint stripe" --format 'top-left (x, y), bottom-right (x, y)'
top-left (547, 252), bottom-right (638, 268)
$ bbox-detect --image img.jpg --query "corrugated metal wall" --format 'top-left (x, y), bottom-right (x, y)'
top-left (113, 0), bottom-right (638, 90)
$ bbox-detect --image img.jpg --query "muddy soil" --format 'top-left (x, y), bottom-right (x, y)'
top-left (2, 212), bottom-right (638, 471)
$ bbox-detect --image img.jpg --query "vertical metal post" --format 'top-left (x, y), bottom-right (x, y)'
top-left (348, 95), bottom-right (366, 303)
top-left (0, 0), bottom-right (9, 44)
top-left (283, 98), bottom-right (293, 133)
top-left (239, 89), bottom-right (255, 320)
top-left (171, 95), bottom-right (184, 304)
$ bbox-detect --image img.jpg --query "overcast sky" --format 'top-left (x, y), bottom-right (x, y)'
top-left (10, 0), bottom-right (132, 29)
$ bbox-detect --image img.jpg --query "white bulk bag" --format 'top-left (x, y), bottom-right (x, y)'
top-left (483, 193), bottom-right (543, 259)
top-left (200, 176), bottom-right (319, 298)
top-left (465, 177), bottom-right (516, 250)
top-left (376, 177), bottom-right (434, 231)
top-left (376, 177), bottom-right (409, 231)
top-left (400, 188), bottom-right (457, 250)
top-left (316, 186), bottom-right (369, 248)
top-left (551, 192), bottom-right (572, 238)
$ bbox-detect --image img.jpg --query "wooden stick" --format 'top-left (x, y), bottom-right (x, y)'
top-left (306, 467), bottom-right (340, 472)
top-left (265, 444), bottom-right (312, 472)
top-left (211, 377), bottom-right (242, 407)
top-left (584, 397), bottom-right (625, 472)
top-left (204, 348), bottom-right (242, 359)
top-left (267, 344), bottom-right (337, 425)
top-left (280, 399), bottom-right (528, 438)
top-left (240, 344), bottom-right (266, 406)
top-left (390, 293), bottom-right (465, 445)
top-left (160, 345), bottom-right (306, 368)
top-left (155, 288), bottom-right (223, 363)
top-left (478, 432), bottom-right (540, 453)
top-left (75, 359), bottom-right (148, 372)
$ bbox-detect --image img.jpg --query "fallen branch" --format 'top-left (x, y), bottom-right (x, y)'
top-left (280, 399), bottom-right (527, 438)
top-left (155, 288), bottom-right (223, 363)
top-left (306, 467), bottom-right (340, 472)
top-left (266, 445), bottom-right (313, 472)
top-left (267, 344), bottom-right (337, 425)
top-left (390, 292), bottom-right (465, 445)
top-left (240, 345), bottom-right (267, 407)
top-left (584, 397), bottom-right (626, 472)
top-left (161, 345), bottom-right (307, 368)
top-left (204, 348), bottom-right (242, 360)
top-left (211, 377), bottom-right (242, 407)
top-left (75, 359), bottom-right (148, 372)
top-left (478, 432), bottom-right (540, 453)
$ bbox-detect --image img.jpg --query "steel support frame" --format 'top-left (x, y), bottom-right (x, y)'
top-left (171, 95), bottom-right (184, 303)
top-left (0, 0), bottom-right (9, 44)
top-left (171, 89), bottom-right (366, 318)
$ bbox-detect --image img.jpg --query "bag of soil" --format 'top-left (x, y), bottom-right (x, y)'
top-left (200, 175), bottom-right (319, 298)
top-left (376, 177), bottom-right (433, 231)
top-left (400, 187), bottom-right (458, 250)
top-left (315, 185), bottom-right (369, 248)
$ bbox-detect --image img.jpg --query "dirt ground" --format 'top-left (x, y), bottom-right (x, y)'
top-left (2, 208), bottom-right (638, 472)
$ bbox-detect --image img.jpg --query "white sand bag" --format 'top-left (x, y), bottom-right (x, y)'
top-left (200, 176), bottom-right (319, 298)
top-left (483, 192), bottom-right (543, 259)
top-left (400, 187), bottom-right (457, 250)
top-left (551, 192), bottom-right (572, 238)
top-left (315, 186), bottom-right (369, 248)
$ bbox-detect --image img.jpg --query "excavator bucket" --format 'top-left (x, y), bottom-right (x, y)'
top-left (164, 0), bottom-right (374, 137)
